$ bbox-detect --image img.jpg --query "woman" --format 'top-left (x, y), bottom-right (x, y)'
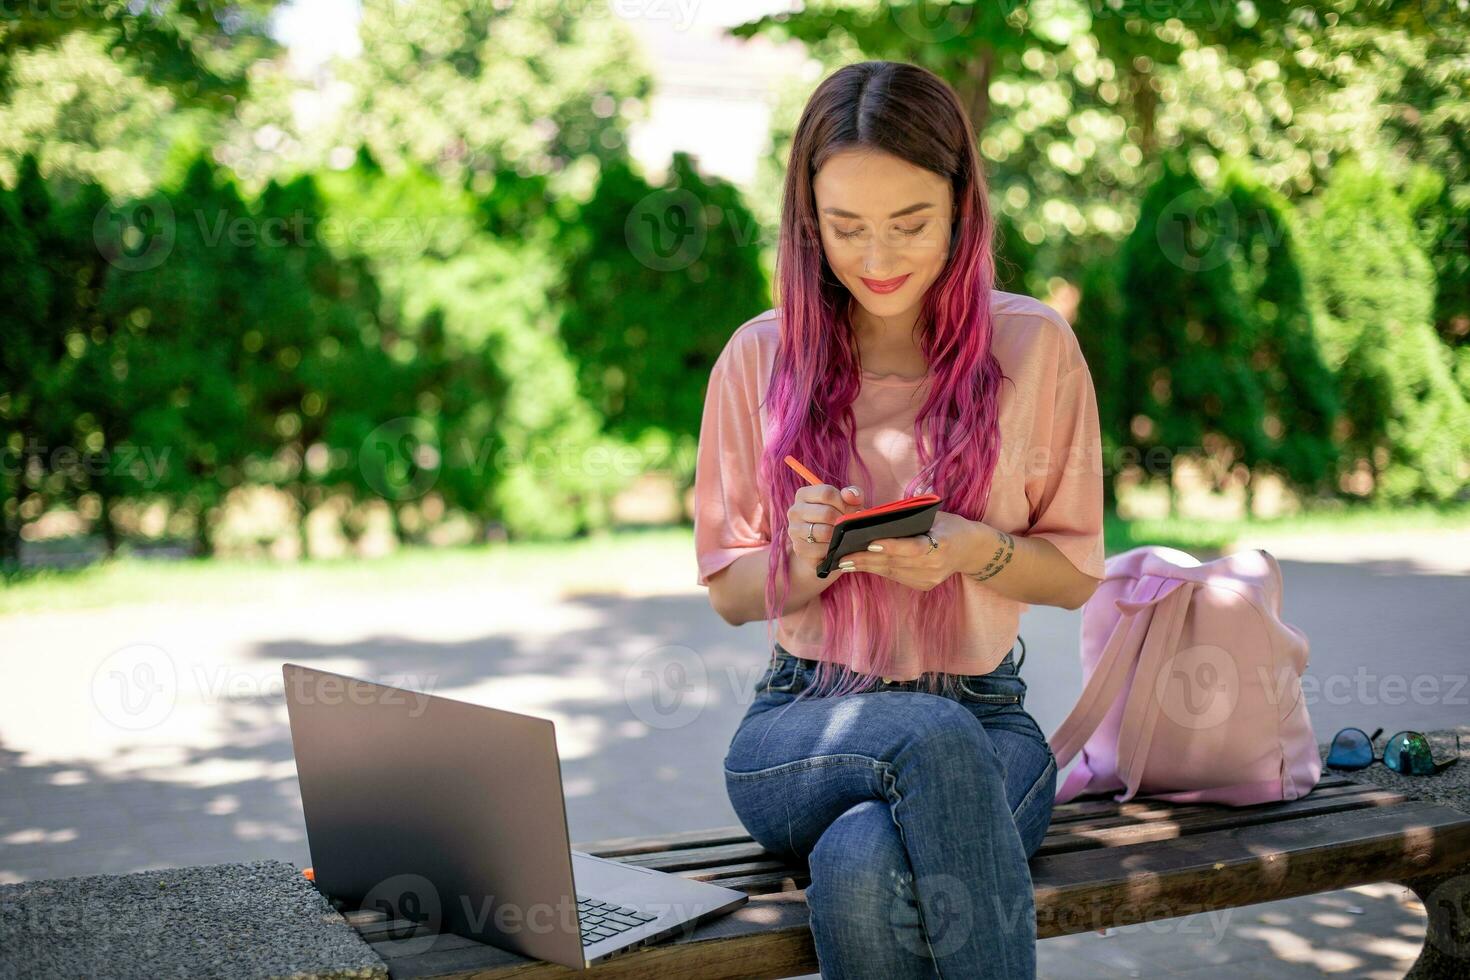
top-left (693, 61), bottom-right (1106, 978)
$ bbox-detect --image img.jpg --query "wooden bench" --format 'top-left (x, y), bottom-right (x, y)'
top-left (341, 772), bottom-right (1470, 978)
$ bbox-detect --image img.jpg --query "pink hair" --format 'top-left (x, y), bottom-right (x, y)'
top-left (756, 60), bottom-right (1013, 706)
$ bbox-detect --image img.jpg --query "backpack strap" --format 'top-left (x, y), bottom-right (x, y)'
top-left (1111, 579), bottom-right (1196, 802)
top-left (1054, 752), bottom-right (1095, 803)
top-left (1047, 575), bottom-right (1170, 784)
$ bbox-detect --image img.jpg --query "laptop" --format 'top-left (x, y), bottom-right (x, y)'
top-left (281, 662), bottom-right (748, 970)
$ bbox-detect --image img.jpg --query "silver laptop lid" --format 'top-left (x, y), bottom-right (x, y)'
top-left (281, 662), bottom-right (584, 968)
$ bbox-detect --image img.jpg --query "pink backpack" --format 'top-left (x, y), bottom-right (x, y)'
top-left (1047, 545), bottom-right (1322, 806)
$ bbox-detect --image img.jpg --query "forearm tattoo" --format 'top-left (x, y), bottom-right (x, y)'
top-left (968, 529), bottom-right (1014, 582)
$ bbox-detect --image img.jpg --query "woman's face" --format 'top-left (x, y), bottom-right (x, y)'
top-left (812, 147), bottom-right (954, 321)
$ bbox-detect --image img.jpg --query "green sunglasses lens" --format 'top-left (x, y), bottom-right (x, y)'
top-left (1385, 732), bottom-right (1434, 774)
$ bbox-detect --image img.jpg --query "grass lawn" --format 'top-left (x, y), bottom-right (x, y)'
top-left (1105, 498), bottom-right (1470, 553)
top-left (3, 500), bottom-right (1467, 616)
top-left (0, 527), bottom-right (698, 617)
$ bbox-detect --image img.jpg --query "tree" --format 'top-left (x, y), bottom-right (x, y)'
top-left (1300, 154), bottom-right (1470, 502)
top-left (81, 159), bottom-right (259, 556)
top-left (0, 158), bottom-right (52, 572)
top-left (314, 149), bottom-right (625, 542)
top-left (0, 1), bottom-right (284, 193)
top-left (70, 157), bottom-right (393, 557)
top-left (1214, 157), bottom-right (1339, 507)
top-left (0, 0), bottom-right (279, 104)
top-left (1115, 153), bottom-right (1338, 515)
top-left (1073, 249), bottom-right (1126, 513)
top-left (555, 152), bottom-right (770, 444)
top-left (337, 0), bottom-right (653, 185)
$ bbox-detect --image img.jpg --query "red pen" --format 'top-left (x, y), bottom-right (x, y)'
top-left (783, 454), bottom-right (823, 487)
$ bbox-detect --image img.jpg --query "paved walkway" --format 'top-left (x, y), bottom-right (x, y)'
top-left (1, 536), bottom-right (1465, 977)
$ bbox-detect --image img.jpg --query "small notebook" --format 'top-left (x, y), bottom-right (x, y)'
top-left (815, 494), bottom-right (943, 578)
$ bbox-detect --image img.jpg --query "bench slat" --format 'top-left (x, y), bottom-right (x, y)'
top-left (1042, 775), bottom-right (1365, 828)
top-left (679, 786), bottom-right (1408, 895)
top-left (1031, 800), bottom-right (1470, 937)
top-left (575, 777), bottom-right (1382, 873)
top-left (585, 780), bottom-right (1401, 884)
top-left (1036, 774), bottom-right (1365, 825)
top-left (565, 775), bottom-right (1367, 854)
top-left (1039, 786), bottom-right (1407, 854)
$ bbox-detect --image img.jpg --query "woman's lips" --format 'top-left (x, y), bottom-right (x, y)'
top-left (860, 274), bottom-right (910, 294)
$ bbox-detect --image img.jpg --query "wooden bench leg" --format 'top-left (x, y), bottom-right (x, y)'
top-left (1397, 863), bottom-right (1470, 979)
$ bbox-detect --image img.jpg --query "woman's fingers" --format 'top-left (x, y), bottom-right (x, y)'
top-left (789, 502), bottom-right (845, 530)
top-left (794, 482), bottom-right (848, 511)
top-left (791, 484), bottom-right (863, 524)
top-left (787, 483), bottom-right (864, 568)
top-left (787, 512), bottom-right (831, 566)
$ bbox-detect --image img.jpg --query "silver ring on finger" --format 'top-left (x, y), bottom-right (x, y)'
top-left (806, 521), bottom-right (817, 544)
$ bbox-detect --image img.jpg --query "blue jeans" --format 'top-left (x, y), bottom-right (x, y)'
top-left (722, 637), bottom-right (1055, 979)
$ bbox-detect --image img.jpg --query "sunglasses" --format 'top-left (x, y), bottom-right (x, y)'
top-left (1325, 727), bottom-right (1462, 775)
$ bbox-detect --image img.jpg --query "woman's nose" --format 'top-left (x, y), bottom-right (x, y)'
top-left (862, 241), bottom-right (894, 274)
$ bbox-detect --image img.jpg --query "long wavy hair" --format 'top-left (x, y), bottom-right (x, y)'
top-left (756, 60), bottom-right (1011, 707)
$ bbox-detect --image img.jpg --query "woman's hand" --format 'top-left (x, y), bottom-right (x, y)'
top-left (787, 482), bottom-right (865, 573)
top-left (836, 510), bottom-right (984, 591)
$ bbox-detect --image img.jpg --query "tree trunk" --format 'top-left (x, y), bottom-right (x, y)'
top-left (1102, 469), bottom-right (1118, 518)
top-left (194, 501), bottom-right (215, 558)
top-left (960, 47), bottom-right (994, 135)
top-left (388, 502), bottom-right (406, 547)
top-left (290, 484), bottom-right (311, 560)
top-left (0, 509), bottom-right (19, 575)
top-left (1131, 69), bottom-right (1158, 157)
top-left (98, 488), bottom-right (119, 559)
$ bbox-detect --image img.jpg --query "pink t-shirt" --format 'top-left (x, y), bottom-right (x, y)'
top-left (693, 290), bottom-right (1107, 679)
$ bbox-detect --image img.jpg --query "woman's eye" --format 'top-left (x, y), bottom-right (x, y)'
top-left (833, 224), bottom-right (928, 241)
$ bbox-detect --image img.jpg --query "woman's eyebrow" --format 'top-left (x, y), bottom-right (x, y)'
top-left (820, 202), bottom-right (935, 219)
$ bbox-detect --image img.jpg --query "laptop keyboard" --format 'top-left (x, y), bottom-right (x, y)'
top-left (577, 893), bottom-right (657, 946)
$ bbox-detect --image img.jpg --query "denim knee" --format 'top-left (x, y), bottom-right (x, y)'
top-left (808, 802), bottom-right (910, 917)
top-left (807, 800), bottom-right (937, 974)
top-left (892, 699), bottom-right (1006, 779)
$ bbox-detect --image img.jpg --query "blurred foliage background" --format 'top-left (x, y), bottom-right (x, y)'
top-left (2, 0), bottom-right (1468, 575)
